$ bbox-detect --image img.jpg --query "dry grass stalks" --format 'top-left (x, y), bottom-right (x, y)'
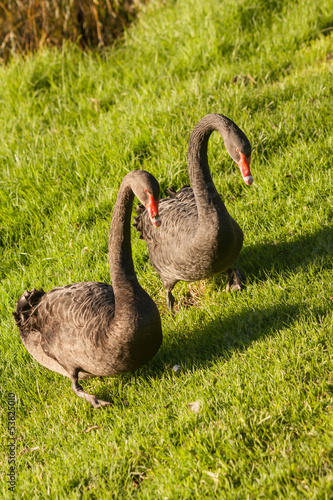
top-left (0, 0), bottom-right (145, 62)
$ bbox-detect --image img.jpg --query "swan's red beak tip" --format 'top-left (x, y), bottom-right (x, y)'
top-left (146, 194), bottom-right (161, 228)
top-left (244, 176), bottom-right (253, 186)
top-left (237, 152), bottom-right (253, 186)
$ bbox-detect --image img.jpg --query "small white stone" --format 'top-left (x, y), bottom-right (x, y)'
top-left (188, 400), bottom-right (200, 413)
top-left (172, 365), bottom-right (182, 374)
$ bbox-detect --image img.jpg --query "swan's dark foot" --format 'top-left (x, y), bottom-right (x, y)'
top-left (71, 379), bottom-right (112, 408)
top-left (225, 268), bottom-right (245, 292)
top-left (166, 290), bottom-right (175, 313)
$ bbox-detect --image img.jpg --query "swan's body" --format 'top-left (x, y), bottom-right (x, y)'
top-left (13, 171), bottom-right (162, 407)
top-left (134, 114), bottom-right (253, 310)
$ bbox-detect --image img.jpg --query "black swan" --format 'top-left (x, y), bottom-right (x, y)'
top-left (13, 170), bottom-right (163, 408)
top-left (133, 113), bottom-right (253, 311)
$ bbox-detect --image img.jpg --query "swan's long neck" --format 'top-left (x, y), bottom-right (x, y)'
top-left (108, 176), bottom-right (141, 307)
top-left (187, 113), bottom-right (231, 218)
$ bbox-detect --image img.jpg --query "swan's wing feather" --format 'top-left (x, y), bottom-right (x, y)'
top-left (15, 282), bottom-right (115, 353)
top-left (133, 186), bottom-right (197, 244)
top-left (166, 185), bottom-right (193, 202)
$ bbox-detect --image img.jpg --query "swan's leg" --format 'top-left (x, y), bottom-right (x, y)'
top-left (225, 268), bottom-right (245, 292)
top-left (166, 289), bottom-right (175, 313)
top-left (163, 280), bottom-right (176, 313)
top-left (70, 372), bottom-right (111, 408)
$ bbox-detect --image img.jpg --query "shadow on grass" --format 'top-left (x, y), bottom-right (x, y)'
top-left (213, 225), bottom-right (333, 287)
top-left (157, 302), bottom-right (300, 371)
top-left (156, 227), bottom-right (332, 368)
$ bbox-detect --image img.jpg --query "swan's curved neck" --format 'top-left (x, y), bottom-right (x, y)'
top-left (187, 114), bottom-right (230, 217)
top-left (108, 176), bottom-right (141, 303)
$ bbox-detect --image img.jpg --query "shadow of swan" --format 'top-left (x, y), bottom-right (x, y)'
top-left (237, 225), bottom-right (333, 283)
top-left (156, 302), bottom-right (301, 370)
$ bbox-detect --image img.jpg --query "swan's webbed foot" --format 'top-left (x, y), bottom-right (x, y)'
top-left (225, 268), bottom-right (245, 292)
top-left (166, 289), bottom-right (175, 313)
top-left (71, 379), bottom-right (112, 409)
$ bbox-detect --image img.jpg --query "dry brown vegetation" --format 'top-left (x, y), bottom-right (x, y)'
top-left (0, 0), bottom-right (146, 62)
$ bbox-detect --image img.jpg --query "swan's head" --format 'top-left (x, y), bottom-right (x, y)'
top-left (133, 171), bottom-right (161, 227)
top-left (224, 124), bottom-right (253, 186)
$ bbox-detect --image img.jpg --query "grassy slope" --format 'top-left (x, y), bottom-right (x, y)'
top-left (1, 0), bottom-right (333, 497)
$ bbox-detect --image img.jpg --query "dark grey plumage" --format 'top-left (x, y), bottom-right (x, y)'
top-left (13, 171), bottom-right (162, 407)
top-left (133, 114), bottom-right (253, 311)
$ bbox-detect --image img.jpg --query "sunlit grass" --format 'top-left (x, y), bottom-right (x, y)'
top-left (0, 0), bottom-right (333, 497)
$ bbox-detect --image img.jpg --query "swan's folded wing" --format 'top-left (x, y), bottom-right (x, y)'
top-left (17, 282), bottom-right (116, 355)
top-left (133, 186), bottom-right (198, 244)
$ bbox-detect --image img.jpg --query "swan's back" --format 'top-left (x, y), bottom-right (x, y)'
top-left (14, 282), bottom-right (115, 345)
top-left (134, 186), bottom-right (198, 244)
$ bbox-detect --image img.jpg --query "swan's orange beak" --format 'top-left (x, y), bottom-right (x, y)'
top-left (145, 194), bottom-right (161, 227)
top-left (238, 152), bottom-right (253, 185)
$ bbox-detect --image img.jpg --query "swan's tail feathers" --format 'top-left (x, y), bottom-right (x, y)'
top-left (13, 288), bottom-right (45, 331)
top-left (133, 212), bottom-right (145, 239)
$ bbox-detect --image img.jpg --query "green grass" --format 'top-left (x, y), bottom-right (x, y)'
top-left (1, 0), bottom-right (333, 497)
